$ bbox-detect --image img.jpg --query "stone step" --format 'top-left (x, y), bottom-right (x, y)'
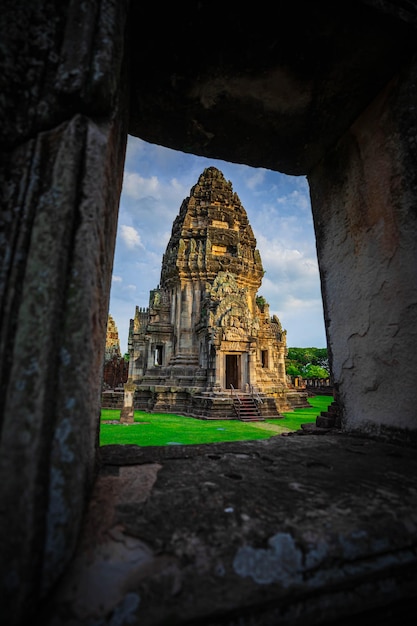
top-left (316, 414), bottom-right (337, 428)
top-left (234, 397), bottom-right (263, 421)
top-left (315, 400), bottom-right (341, 429)
top-left (240, 417), bottom-right (265, 422)
top-left (326, 403), bottom-right (339, 415)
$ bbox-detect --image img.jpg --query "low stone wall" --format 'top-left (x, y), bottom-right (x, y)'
top-left (285, 390), bottom-right (311, 409)
top-left (305, 385), bottom-right (334, 396)
top-left (101, 391), bottom-right (124, 409)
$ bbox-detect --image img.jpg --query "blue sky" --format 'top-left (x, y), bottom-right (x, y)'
top-left (109, 136), bottom-right (327, 353)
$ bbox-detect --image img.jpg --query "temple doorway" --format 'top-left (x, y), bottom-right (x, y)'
top-left (225, 354), bottom-right (240, 390)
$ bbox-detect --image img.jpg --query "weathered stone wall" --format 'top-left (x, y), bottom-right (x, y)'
top-left (309, 58), bottom-right (417, 437)
top-left (103, 357), bottom-right (129, 390)
top-left (101, 390), bottom-right (125, 409)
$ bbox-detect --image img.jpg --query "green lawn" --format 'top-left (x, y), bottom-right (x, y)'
top-left (99, 395), bottom-right (332, 447)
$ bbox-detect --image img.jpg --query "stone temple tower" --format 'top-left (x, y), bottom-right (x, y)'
top-left (104, 314), bottom-right (121, 361)
top-left (122, 167), bottom-right (306, 420)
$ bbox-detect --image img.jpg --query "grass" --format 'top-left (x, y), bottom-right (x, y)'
top-left (99, 395), bottom-right (332, 447)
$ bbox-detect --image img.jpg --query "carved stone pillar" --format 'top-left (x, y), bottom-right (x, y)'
top-left (0, 1), bottom-right (129, 622)
top-left (248, 343), bottom-right (257, 388)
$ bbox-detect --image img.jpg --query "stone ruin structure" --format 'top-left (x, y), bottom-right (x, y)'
top-left (1, 2), bottom-right (417, 625)
top-left (102, 315), bottom-right (128, 404)
top-left (104, 314), bottom-right (122, 362)
top-left (122, 166), bottom-right (305, 421)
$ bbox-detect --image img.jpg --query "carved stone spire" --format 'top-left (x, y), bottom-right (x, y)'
top-left (160, 166), bottom-right (264, 292)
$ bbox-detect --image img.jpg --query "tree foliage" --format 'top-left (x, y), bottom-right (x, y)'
top-left (286, 347), bottom-right (329, 379)
top-left (286, 363), bottom-right (302, 377)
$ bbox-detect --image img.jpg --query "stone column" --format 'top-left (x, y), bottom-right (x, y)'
top-left (0, 1), bottom-right (129, 623)
top-left (218, 352), bottom-right (225, 389)
top-left (241, 352), bottom-right (249, 389)
top-left (248, 343), bottom-right (257, 388)
top-left (309, 59), bottom-right (417, 438)
top-left (179, 282), bottom-right (194, 353)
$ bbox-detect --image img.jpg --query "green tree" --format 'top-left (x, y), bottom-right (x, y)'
top-left (301, 364), bottom-right (329, 379)
top-left (286, 347), bottom-right (329, 378)
top-left (286, 363), bottom-right (302, 378)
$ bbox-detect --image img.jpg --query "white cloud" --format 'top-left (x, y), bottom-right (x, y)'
top-left (119, 225), bottom-right (144, 249)
top-left (277, 189), bottom-right (310, 212)
top-left (256, 233), bottom-right (319, 284)
top-left (245, 168), bottom-right (266, 190)
top-left (122, 173), bottom-right (160, 200)
top-left (112, 275), bottom-right (122, 282)
top-left (281, 294), bottom-right (321, 311)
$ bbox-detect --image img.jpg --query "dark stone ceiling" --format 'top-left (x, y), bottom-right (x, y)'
top-left (128, 0), bottom-right (417, 175)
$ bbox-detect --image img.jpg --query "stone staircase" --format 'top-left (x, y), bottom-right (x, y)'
top-left (315, 400), bottom-right (341, 428)
top-left (301, 399), bottom-right (341, 433)
top-left (233, 393), bottom-right (264, 422)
